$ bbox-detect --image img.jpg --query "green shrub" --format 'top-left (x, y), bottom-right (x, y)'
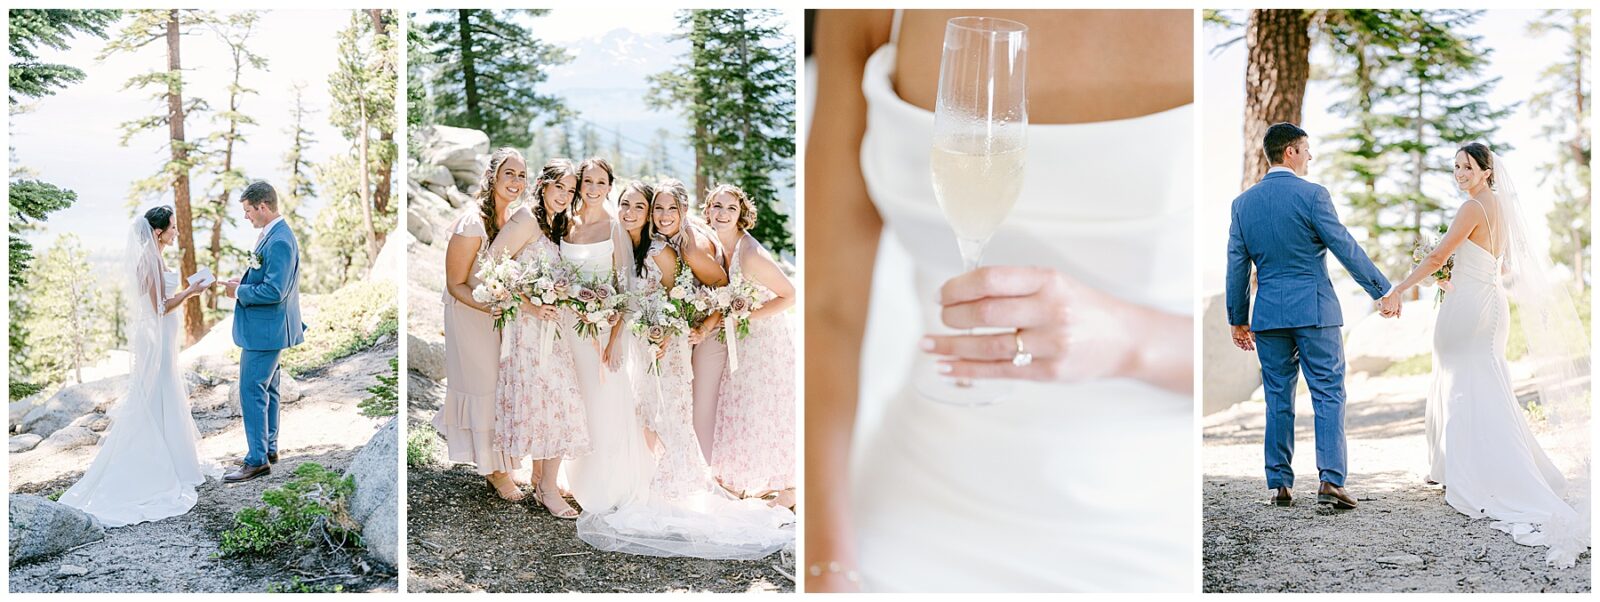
top-left (267, 577), bottom-right (345, 593)
top-left (281, 281), bottom-right (398, 376)
top-left (406, 427), bottom-right (441, 468)
top-left (358, 358), bottom-right (398, 418)
top-left (46, 489), bottom-right (64, 502)
top-left (10, 381), bottom-right (45, 402)
top-left (219, 462), bottom-right (362, 556)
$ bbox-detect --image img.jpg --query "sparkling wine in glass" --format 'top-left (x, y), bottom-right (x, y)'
top-left (919, 16), bottom-right (1028, 406)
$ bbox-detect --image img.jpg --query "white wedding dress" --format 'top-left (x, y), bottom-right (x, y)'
top-left (850, 44), bottom-right (1194, 592)
top-left (59, 269), bottom-right (219, 527)
top-left (563, 233), bottom-right (794, 560)
top-left (1426, 198), bottom-right (1590, 567)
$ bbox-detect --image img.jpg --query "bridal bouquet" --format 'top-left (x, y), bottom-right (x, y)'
top-left (710, 275), bottom-right (766, 372)
top-left (1413, 227), bottom-right (1455, 303)
top-left (472, 251), bottom-right (527, 330)
top-left (630, 289), bottom-right (691, 375)
top-left (567, 271), bottom-right (629, 340)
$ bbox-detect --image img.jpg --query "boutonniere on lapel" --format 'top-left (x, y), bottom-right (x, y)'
top-left (246, 251), bottom-right (263, 271)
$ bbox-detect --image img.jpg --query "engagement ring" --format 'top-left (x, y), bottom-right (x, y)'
top-left (1012, 330), bottom-right (1033, 367)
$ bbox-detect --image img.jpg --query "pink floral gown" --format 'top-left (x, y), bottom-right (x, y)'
top-left (711, 239), bottom-right (796, 493)
top-left (496, 231), bottom-right (590, 461)
top-left (632, 240), bottom-right (708, 500)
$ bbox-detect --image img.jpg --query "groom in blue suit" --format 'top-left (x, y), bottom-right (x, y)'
top-left (223, 181), bottom-right (305, 483)
top-left (1225, 123), bottom-right (1394, 509)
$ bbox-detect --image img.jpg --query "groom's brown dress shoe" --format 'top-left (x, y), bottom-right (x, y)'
top-left (224, 462), bottom-right (271, 483)
top-left (1317, 482), bottom-right (1357, 509)
top-left (268, 451), bottom-right (279, 464)
top-left (1271, 487), bottom-right (1293, 506)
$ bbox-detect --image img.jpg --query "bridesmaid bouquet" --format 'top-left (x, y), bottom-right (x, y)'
top-left (711, 275), bottom-right (766, 372)
top-left (667, 263), bottom-right (712, 326)
top-left (520, 256), bottom-right (578, 357)
top-left (471, 251), bottom-right (527, 330)
top-left (630, 290), bottom-right (690, 375)
top-left (567, 271), bottom-right (629, 340)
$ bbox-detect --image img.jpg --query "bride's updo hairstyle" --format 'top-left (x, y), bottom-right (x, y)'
top-left (532, 157), bottom-right (577, 243)
top-left (576, 157), bottom-right (615, 214)
top-left (1457, 142), bottom-right (1496, 190)
top-left (477, 147), bottom-right (525, 243)
top-left (144, 205), bottom-right (175, 233)
top-left (703, 183), bottom-right (758, 233)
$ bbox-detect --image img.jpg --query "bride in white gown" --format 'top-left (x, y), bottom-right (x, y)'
top-left (58, 207), bottom-right (220, 527)
top-left (807, 10), bottom-right (1194, 592)
top-left (1380, 144), bottom-right (1590, 568)
top-left (564, 162), bottom-right (793, 560)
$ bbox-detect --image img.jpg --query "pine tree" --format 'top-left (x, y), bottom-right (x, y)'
top-left (101, 9), bottom-right (215, 344)
top-left (418, 10), bottom-right (571, 147)
top-left (649, 9), bottom-right (796, 254)
top-left (282, 82), bottom-right (317, 234)
top-left (1382, 10), bottom-right (1511, 280)
top-left (20, 235), bottom-right (110, 387)
top-left (8, 9), bottom-right (118, 398)
top-left (9, 9), bottom-right (121, 287)
top-left (8, 9), bottom-right (122, 104)
top-left (328, 10), bottom-right (396, 262)
top-left (197, 10), bottom-right (265, 315)
top-left (1529, 9), bottom-right (1590, 284)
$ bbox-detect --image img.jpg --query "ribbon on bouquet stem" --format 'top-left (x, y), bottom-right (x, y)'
top-left (538, 311), bottom-right (556, 374)
top-left (725, 314), bottom-right (739, 372)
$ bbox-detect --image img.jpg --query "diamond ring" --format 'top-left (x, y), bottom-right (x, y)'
top-left (1011, 330), bottom-right (1033, 367)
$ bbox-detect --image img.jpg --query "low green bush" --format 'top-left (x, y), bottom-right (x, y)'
top-left (218, 462), bottom-right (362, 556)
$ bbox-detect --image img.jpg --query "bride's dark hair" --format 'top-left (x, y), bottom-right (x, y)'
top-left (1458, 142), bottom-right (1495, 189)
top-left (144, 205), bottom-right (174, 231)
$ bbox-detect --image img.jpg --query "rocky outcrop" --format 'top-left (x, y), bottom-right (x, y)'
top-left (416, 125), bottom-right (490, 190)
top-left (1202, 294), bottom-right (1261, 415)
top-left (9, 494), bottom-right (105, 564)
top-left (224, 373), bottom-right (305, 418)
top-left (1345, 299), bottom-right (1436, 374)
top-left (344, 418), bottom-right (397, 567)
top-left (19, 377), bottom-right (128, 439)
top-left (9, 433), bottom-right (43, 453)
top-left (38, 426), bottom-right (99, 452)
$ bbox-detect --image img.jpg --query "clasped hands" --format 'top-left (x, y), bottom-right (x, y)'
top-left (1375, 291), bottom-right (1402, 319)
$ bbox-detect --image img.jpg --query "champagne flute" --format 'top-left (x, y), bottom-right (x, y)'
top-left (919, 16), bottom-right (1028, 406)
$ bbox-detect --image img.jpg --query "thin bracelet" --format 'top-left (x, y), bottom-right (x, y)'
top-left (807, 561), bottom-right (862, 586)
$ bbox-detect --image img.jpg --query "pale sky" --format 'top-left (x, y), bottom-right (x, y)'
top-left (1201, 10), bottom-right (1583, 294)
top-left (11, 10), bottom-right (353, 258)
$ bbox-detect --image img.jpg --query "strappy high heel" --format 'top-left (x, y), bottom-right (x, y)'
top-left (487, 474), bottom-right (525, 502)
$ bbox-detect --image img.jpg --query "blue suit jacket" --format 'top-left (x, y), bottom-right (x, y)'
top-left (232, 219), bottom-right (306, 351)
top-left (1226, 171), bottom-right (1391, 331)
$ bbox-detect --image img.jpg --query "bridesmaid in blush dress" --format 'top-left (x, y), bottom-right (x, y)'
top-left (620, 180), bottom-right (704, 499)
top-left (489, 156), bottom-right (590, 519)
top-left (705, 184), bottom-right (797, 503)
top-left (434, 147), bottom-right (527, 501)
top-left (654, 179), bottom-right (730, 462)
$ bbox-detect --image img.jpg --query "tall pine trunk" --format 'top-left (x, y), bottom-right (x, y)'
top-left (1241, 9), bottom-right (1311, 190)
top-left (165, 10), bottom-right (203, 345)
top-left (457, 10), bottom-right (481, 132)
top-left (209, 49), bottom-right (244, 313)
top-left (360, 98), bottom-right (378, 261)
top-left (369, 9), bottom-right (394, 226)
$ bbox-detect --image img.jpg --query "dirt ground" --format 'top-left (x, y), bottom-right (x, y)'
top-left (1203, 372), bottom-right (1590, 593)
top-left (404, 372), bottom-right (793, 593)
top-left (9, 346), bottom-right (398, 593)
top-left (405, 461), bottom-right (793, 593)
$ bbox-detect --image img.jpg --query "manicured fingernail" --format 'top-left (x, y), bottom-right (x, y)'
top-left (937, 363), bottom-right (953, 374)
top-left (919, 337), bottom-right (935, 351)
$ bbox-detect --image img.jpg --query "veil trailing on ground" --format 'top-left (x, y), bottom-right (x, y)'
top-left (1493, 152), bottom-right (1591, 564)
